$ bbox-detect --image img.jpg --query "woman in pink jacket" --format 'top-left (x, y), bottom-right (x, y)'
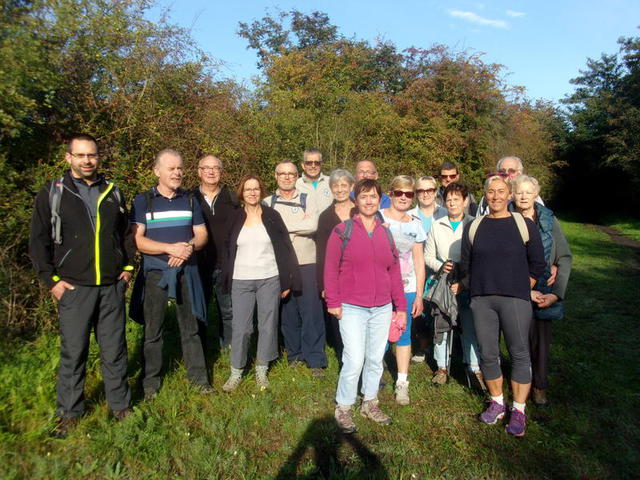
top-left (324, 179), bottom-right (407, 434)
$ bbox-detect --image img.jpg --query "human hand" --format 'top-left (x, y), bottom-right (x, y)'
top-left (530, 289), bottom-right (543, 304)
top-left (50, 280), bottom-right (75, 301)
top-left (117, 271), bottom-right (132, 284)
top-left (281, 289), bottom-right (291, 299)
top-left (394, 311), bottom-right (407, 330)
top-left (411, 297), bottom-right (423, 317)
top-left (442, 261), bottom-right (453, 274)
top-left (547, 265), bottom-right (558, 286)
top-left (450, 282), bottom-right (461, 295)
top-left (167, 242), bottom-right (192, 261)
top-left (328, 307), bottom-right (342, 319)
top-left (167, 256), bottom-right (185, 267)
top-left (537, 293), bottom-right (559, 309)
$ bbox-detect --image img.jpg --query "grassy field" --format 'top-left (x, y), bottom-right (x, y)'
top-left (1, 219), bottom-right (639, 479)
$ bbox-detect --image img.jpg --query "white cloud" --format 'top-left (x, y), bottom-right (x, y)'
top-left (447, 10), bottom-right (508, 29)
top-left (506, 10), bottom-right (525, 18)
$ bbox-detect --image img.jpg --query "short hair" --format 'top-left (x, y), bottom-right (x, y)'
top-left (67, 133), bottom-right (98, 152)
top-left (511, 174), bottom-right (540, 195)
top-left (236, 174), bottom-right (266, 203)
top-left (439, 161), bottom-right (458, 173)
top-left (496, 155), bottom-right (524, 172)
top-left (443, 182), bottom-right (469, 200)
top-left (155, 148), bottom-right (182, 167)
top-left (416, 176), bottom-right (438, 189)
top-left (303, 148), bottom-right (322, 162)
top-left (484, 175), bottom-right (511, 193)
top-left (353, 179), bottom-right (382, 199)
top-left (198, 154), bottom-right (223, 170)
top-left (275, 161), bottom-right (298, 173)
top-left (355, 159), bottom-right (377, 170)
top-left (329, 169), bottom-right (355, 187)
top-left (389, 175), bottom-right (415, 192)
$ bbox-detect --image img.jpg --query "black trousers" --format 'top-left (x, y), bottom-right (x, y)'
top-left (529, 317), bottom-right (553, 390)
top-left (142, 270), bottom-right (208, 393)
top-left (57, 282), bottom-right (131, 418)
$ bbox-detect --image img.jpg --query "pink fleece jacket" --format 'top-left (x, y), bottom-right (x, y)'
top-left (324, 215), bottom-right (407, 311)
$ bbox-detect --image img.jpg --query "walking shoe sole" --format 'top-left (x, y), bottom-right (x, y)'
top-left (480, 412), bottom-right (505, 425)
top-left (360, 412), bottom-right (392, 425)
top-left (506, 425), bottom-right (526, 437)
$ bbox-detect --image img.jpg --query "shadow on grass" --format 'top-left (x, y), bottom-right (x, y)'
top-left (274, 415), bottom-right (389, 480)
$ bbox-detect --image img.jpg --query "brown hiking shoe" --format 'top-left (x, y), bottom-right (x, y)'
top-left (431, 368), bottom-right (448, 386)
top-left (360, 398), bottom-right (392, 425)
top-left (52, 417), bottom-right (79, 439)
top-left (335, 405), bottom-right (357, 433)
top-left (533, 388), bottom-right (548, 406)
top-left (113, 408), bottom-right (133, 421)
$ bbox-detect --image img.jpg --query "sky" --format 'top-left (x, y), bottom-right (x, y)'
top-left (147, 0), bottom-right (640, 105)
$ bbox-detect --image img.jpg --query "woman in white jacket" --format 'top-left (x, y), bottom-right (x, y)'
top-left (424, 182), bottom-right (483, 390)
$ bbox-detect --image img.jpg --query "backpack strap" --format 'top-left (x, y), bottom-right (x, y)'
top-left (145, 189), bottom-right (154, 220)
top-left (468, 215), bottom-right (484, 246)
top-left (270, 194), bottom-right (277, 208)
top-left (381, 225), bottom-right (399, 262)
top-left (299, 192), bottom-right (307, 212)
top-left (49, 177), bottom-right (65, 245)
top-left (511, 211), bottom-right (529, 244)
top-left (334, 219), bottom-right (354, 268)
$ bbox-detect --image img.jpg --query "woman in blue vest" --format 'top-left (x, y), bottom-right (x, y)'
top-left (511, 175), bottom-right (572, 407)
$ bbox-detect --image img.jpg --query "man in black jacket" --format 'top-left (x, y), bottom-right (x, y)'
top-left (29, 133), bottom-right (135, 438)
top-left (193, 154), bottom-right (239, 349)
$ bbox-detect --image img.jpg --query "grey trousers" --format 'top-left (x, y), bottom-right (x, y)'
top-left (230, 275), bottom-right (281, 369)
top-left (57, 282), bottom-right (131, 417)
top-left (470, 295), bottom-right (532, 384)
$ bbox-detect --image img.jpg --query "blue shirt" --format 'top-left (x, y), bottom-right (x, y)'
top-left (131, 187), bottom-right (204, 264)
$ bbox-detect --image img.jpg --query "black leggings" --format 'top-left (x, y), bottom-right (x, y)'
top-left (470, 295), bottom-right (532, 384)
top-left (530, 317), bottom-right (553, 389)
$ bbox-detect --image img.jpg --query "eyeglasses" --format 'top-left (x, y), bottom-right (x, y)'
top-left (357, 170), bottom-right (377, 176)
top-left (70, 153), bottom-right (98, 160)
top-left (243, 187), bottom-right (261, 193)
top-left (199, 166), bottom-right (222, 172)
top-left (499, 168), bottom-right (521, 176)
top-left (391, 190), bottom-right (415, 199)
top-left (416, 188), bottom-right (436, 195)
top-left (440, 174), bottom-right (458, 180)
top-left (304, 161), bottom-right (321, 166)
top-left (276, 172), bottom-right (297, 177)
top-left (485, 172), bottom-right (509, 178)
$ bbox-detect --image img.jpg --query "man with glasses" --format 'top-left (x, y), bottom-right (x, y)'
top-left (193, 155), bottom-right (239, 350)
top-left (436, 161), bottom-right (477, 216)
top-left (296, 148), bottom-right (333, 211)
top-left (352, 160), bottom-right (391, 209)
top-left (267, 161), bottom-right (327, 377)
top-left (29, 133), bottom-right (134, 438)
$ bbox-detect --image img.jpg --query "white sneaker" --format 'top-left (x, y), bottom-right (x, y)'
top-left (395, 380), bottom-right (410, 406)
top-left (411, 354), bottom-right (426, 363)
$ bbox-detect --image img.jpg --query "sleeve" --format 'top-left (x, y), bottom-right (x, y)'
top-left (389, 251), bottom-right (408, 312)
top-left (192, 197), bottom-right (205, 226)
top-left (130, 193), bottom-right (147, 226)
top-left (550, 218), bottom-right (572, 299)
top-left (459, 222), bottom-right (472, 288)
top-left (525, 218), bottom-right (546, 280)
top-left (414, 220), bottom-right (427, 243)
top-left (271, 210), bottom-right (301, 292)
top-left (424, 223), bottom-right (443, 272)
top-left (323, 229), bottom-right (343, 309)
top-left (29, 185), bottom-right (58, 289)
top-left (117, 189), bottom-right (136, 270)
top-left (315, 210), bottom-right (331, 291)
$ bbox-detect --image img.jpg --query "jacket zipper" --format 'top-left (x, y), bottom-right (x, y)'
top-left (94, 183), bottom-right (114, 284)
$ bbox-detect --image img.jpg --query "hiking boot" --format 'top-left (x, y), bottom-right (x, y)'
top-left (288, 359), bottom-right (305, 368)
top-left (532, 388), bottom-right (548, 407)
top-left (144, 390), bottom-right (158, 402)
top-left (222, 374), bottom-right (243, 392)
top-left (411, 353), bottom-right (426, 363)
top-left (479, 400), bottom-right (506, 424)
top-left (256, 366), bottom-right (269, 390)
top-left (52, 417), bottom-right (79, 439)
top-left (395, 380), bottom-right (410, 406)
top-left (310, 367), bottom-right (325, 378)
top-left (506, 407), bottom-right (527, 437)
top-left (360, 398), bottom-right (392, 425)
top-left (471, 370), bottom-right (487, 393)
top-left (113, 408), bottom-right (133, 421)
top-left (431, 368), bottom-right (448, 386)
top-left (194, 383), bottom-right (215, 394)
top-left (335, 405), bottom-right (357, 434)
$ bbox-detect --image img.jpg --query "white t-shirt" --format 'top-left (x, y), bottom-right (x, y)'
top-left (381, 211), bottom-right (427, 293)
top-left (233, 223), bottom-right (279, 280)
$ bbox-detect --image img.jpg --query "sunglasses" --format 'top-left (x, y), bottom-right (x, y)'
top-left (304, 161), bottom-right (321, 166)
top-left (440, 174), bottom-right (458, 180)
top-left (485, 172), bottom-right (509, 178)
top-left (391, 190), bottom-right (415, 199)
top-left (416, 188), bottom-right (437, 195)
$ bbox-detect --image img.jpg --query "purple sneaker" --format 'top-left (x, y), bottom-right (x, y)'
top-left (479, 400), bottom-right (506, 424)
top-left (506, 408), bottom-right (526, 437)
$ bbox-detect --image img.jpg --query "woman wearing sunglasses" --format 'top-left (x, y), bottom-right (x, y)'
top-left (380, 175), bottom-right (427, 406)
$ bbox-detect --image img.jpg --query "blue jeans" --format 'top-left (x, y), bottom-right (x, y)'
top-left (336, 303), bottom-right (392, 406)
top-left (433, 305), bottom-right (480, 370)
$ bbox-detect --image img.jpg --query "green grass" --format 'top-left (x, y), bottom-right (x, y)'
top-left (1, 219), bottom-right (639, 479)
top-left (607, 218), bottom-right (640, 242)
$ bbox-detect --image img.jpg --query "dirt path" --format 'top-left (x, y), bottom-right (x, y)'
top-left (594, 225), bottom-right (640, 251)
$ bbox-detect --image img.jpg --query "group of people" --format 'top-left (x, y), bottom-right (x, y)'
top-left (29, 134), bottom-right (571, 440)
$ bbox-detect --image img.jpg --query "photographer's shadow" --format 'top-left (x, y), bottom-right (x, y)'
top-left (275, 415), bottom-right (389, 480)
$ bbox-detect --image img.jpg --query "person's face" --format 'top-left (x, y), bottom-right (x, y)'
top-left (66, 139), bottom-right (100, 181)
top-left (439, 168), bottom-right (459, 188)
top-left (486, 178), bottom-right (510, 214)
top-left (330, 178), bottom-right (352, 202)
top-left (416, 180), bottom-right (437, 208)
top-left (154, 154), bottom-right (183, 191)
top-left (355, 161), bottom-right (378, 181)
top-left (499, 158), bottom-right (523, 180)
top-left (198, 156), bottom-right (222, 187)
top-left (301, 153), bottom-right (322, 180)
top-left (445, 192), bottom-right (468, 218)
top-left (242, 179), bottom-right (261, 206)
top-left (355, 187), bottom-right (380, 218)
top-left (275, 163), bottom-right (298, 191)
top-left (389, 186), bottom-right (414, 212)
top-left (513, 181), bottom-right (538, 211)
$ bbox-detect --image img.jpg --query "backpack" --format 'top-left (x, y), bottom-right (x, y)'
top-left (49, 176), bottom-right (122, 245)
top-left (269, 192), bottom-right (307, 212)
top-left (468, 212), bottom-right (529, 246)
top-left (333, 218), bottom-right (398, 268)
top-left (144, 189), bottom-right (194, 220)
